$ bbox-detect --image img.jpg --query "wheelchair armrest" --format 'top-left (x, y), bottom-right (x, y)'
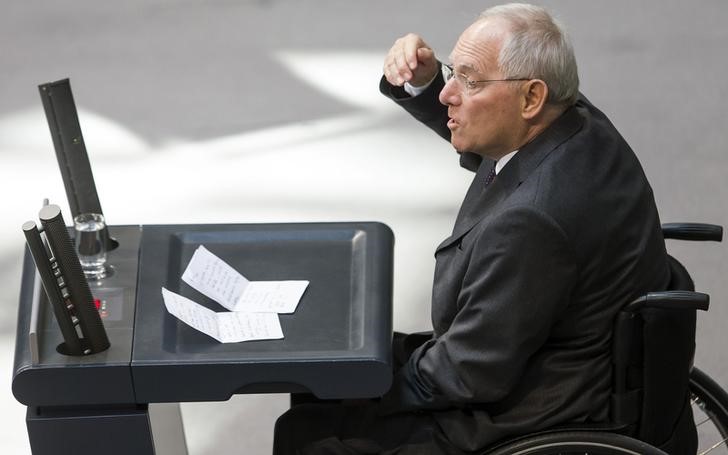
top-left (661, 223), bottom-right (723, 242)
top-left (624, 291), bottom-right (709, 313)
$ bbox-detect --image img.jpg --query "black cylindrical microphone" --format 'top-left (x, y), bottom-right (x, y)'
top-left (39, 205), bottom-right (110, 354)
top-left (23, 220), bottom-right (83, 355)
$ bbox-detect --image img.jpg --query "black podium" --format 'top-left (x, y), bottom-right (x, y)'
top-left (12, 222), bottom-right (394, 455)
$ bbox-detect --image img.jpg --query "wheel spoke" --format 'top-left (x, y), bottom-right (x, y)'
top-left (698, 437), bottom-right (727, 455)
top-left (696, 416), bottom-right (712, 427)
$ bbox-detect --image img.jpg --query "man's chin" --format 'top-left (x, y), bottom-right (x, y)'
top-left (450, 139), bottom-right (467, 154)
top-left (452, 142), bottom-right (474, 156)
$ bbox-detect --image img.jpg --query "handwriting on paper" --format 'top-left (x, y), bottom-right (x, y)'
top-left (162, 288), bottom-right (283, 343)
top-left (181, 245), bottom-right (308, 313)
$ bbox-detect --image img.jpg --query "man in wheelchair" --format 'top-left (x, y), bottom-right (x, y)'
top-left (274, 4), bottom-right (714, 454)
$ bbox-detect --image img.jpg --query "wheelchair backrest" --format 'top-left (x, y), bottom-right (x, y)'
top-left (611, 255), bottom-right (700, 453)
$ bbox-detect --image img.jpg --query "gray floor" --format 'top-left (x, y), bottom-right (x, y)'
top-left (1, 1), bottom-right (727, 454)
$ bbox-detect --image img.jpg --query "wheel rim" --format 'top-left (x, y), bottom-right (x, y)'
top-left (505, 441), bottom-right (642, 454)
top-left (693, 392), bottom-right (728, 454)
top-left (691, 368), bottom-right (728, 454)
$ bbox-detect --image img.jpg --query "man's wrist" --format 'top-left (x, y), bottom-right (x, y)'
top-left (403, 69), bottom-right (440, 97)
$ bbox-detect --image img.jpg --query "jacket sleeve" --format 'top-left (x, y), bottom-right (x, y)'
top-left (380, 206), bottom-right (578, 413)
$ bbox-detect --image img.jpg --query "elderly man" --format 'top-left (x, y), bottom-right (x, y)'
top-left (275, 4), bottom-right (692, 454)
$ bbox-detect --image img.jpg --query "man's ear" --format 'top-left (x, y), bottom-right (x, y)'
top-left (521, 79), bottom-right (548, 120)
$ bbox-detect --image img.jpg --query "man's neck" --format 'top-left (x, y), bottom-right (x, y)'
top-left (516, 105), bottom-right (568, 151)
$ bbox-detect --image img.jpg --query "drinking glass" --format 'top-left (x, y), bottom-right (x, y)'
top-left (74, 213), bottom-right (108, 279)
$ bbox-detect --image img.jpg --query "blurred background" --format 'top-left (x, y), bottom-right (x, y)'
top-left (1, 1), bottom-right (726, 453)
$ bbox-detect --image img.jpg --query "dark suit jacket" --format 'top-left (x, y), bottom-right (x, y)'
top-left (379, 73), bottom-right (671, 451)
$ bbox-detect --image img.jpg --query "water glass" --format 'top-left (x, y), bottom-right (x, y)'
top-left (74, 212), bottom-right (108, 279)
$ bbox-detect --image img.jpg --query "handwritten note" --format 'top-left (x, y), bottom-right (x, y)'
top-left (180, 245), bottom-right (249, 309)
top-left (162, 288), bottom-right (283, 343)
top-left (181, 245), bottom-right (308, 313)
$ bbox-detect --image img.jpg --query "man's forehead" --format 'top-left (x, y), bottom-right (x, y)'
top-left (449, 21), bottom-right (507, 73)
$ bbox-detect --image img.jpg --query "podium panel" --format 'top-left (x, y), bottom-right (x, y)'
top-left (133, 223), bottom-right (394, 402)
top-left (13, 222), bottom-right (395, 454)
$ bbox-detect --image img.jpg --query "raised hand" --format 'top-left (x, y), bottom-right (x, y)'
top-left (383, 33), bottom-right (439, 87)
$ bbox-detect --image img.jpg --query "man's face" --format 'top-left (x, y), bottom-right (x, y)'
top-left (439, 19), bottom-right (525, 160)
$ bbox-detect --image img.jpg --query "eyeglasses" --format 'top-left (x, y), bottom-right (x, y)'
top-left (443, 64), bottom-right (530, 96)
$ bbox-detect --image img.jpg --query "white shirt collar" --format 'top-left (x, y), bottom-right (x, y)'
top-left (495, 150), bottom-right (518, 174)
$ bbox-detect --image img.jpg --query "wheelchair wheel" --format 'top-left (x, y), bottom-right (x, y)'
top-left (483, 431), bottom-right (667, 454)
top-left (691, 367), bottom-right (728, 454)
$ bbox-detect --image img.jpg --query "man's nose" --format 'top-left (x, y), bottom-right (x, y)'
top-left (439, 78), bottom-right (461, 106)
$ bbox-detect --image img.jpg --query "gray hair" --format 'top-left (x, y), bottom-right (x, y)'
top-left (479, 3), bottom-right (579, 106)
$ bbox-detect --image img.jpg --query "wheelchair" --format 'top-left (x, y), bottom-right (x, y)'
top-left (278, 223), bottom-right (728, 455)
top-left (482, 222), bottom-right (728, 455)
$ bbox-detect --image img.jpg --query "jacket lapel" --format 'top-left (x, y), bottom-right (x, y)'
top-left (435, 105), bottom-right (584, 253)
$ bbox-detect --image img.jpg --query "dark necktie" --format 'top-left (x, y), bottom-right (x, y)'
top-left (484, 162), bottom-right (497, 187)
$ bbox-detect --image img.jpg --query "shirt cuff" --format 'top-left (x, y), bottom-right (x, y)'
top-left (403, 70), bottom-right (440, 97)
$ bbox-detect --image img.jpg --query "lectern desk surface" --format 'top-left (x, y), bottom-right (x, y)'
top-left (13, 222), bottom-right (394, 407)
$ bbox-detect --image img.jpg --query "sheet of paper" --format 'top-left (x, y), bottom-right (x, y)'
top-left (181, 245), bottom-right (249, 310)
top-left (237, 281), bottom-right (309, 313)
top-left (162, 288), bottom-right (283, 343)
top-left (181, 245), bottom-right (308, 313)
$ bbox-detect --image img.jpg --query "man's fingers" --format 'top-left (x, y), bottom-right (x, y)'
top-left (392, 51), bottom-right (412, 82)
top-left (403, 35), bottom-right (422, 70)
top-left (417, 47), bottom-right (435, 65)
top-left (383, 34), bottom-right (435, 86)
top-left (384, 59), bottom-right (407, 86)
